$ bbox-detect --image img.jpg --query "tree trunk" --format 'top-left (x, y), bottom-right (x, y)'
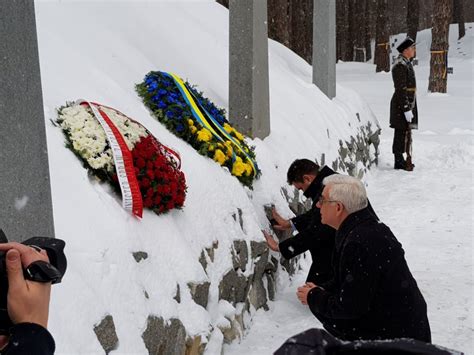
top-left (407, 0), bottom-right (419, 41)
top-left (365, 0), bottom-right (377, 62)
top-left (336, 0), bottom-right (351, 61)
top-left (428, 0), bottom-right (452, 93)
top-left (289, 0), bottom-right (313, 64)
top-left (453, 0), bottom-right (466, 39)
top-left (374, 0), bottom-right (390, 72)
top-left (268, 0), bottom-right (290, 47)
top-left (353, 0), bottom-right (367, 62)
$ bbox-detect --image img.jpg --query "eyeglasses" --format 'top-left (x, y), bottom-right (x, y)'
top-left (317, 196), bottom-right (339, 205)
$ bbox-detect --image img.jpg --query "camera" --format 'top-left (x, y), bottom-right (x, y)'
top-left (0, 229), bottom-right (67, 334)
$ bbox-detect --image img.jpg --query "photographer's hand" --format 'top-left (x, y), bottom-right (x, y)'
top-left (0, 243), bottom-right (51, 329)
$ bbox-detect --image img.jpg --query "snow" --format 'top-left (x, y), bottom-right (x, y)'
top-left (32, 0), bottom-right (473, 353)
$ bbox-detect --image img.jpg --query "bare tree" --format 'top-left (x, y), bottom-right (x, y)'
top-left (268, 0), bottom-right (291, 47)
top-left (336, 0), bottom-right (351, 61)
top-left (374, 0), bottom-right (390, 72)
top-left (428, 0), bottom-right (452, 93)
top-left (353, 0), bottom-right (368, 62)
top-left (407, 0), bottom-right (419, 41)
top-left (365, 0), bottom-right (377, 62)
top-left (453, 0), bottom-right (466, 39)
top-left (289, 0), bottom-right (313, 64)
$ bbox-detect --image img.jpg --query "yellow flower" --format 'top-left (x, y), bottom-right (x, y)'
top-left (197, 128), bottom-right (212, 142)
top-left (234, 130), bottom-right (245, 141)
top-left (213, 149), bottom-right (226, 165)
top-left (223, 141), bottom-right (233, 157)
top-left (232, 159), bottom-right (247, 177)
top-left (188, 119), bottom-right (194, 126)
top-left (190, 126), bottom-right (197, 134)
top-left (244, 163), bottom-right (253, 176)
top-left (208, 145), bottom-right (215, 152)
top-left (223, 123), bottom-right (233, 134)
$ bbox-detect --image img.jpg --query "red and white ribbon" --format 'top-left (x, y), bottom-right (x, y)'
top-left (77, 100), bottom-right (143, 218)
top-left (97, 103), bottom-right (182, 170)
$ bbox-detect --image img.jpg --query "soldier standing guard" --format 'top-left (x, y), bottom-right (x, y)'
top-left (390, 37), bottom-right (418, 171)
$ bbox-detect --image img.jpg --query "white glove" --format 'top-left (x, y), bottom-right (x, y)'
top-left (404, 110), bottom-right (414, 123)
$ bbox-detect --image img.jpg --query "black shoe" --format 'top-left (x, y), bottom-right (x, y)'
top-left (394, 154), bottom-right (406, 170)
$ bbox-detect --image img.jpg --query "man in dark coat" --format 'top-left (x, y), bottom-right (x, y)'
top-left (296, 175), bottom-right (431, 343)
top-left (264, 160), bottom-right (378, 285)
top-left (390, 37), bottom-right (418, 170)
top-left (263, 159), bottom-right (337, 285)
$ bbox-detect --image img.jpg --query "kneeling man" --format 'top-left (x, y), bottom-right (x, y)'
top-left (297, 175), bottom-right (431, 343)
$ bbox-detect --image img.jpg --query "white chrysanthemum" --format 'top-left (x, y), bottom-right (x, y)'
top-left (58, 104), bottom-right (148, 171)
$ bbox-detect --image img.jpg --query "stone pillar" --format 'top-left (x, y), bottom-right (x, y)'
top-left (229, 0), bottom-right (270, 139)
top-left (0, 0), bottom-right (55, 241)
top-left (312, 0), bottom-right (336, 99)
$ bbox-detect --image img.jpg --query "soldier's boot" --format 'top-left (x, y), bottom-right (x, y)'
top-left (394, 154), bottom-right (406, 170)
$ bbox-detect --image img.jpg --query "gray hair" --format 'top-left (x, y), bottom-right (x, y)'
top-left (322, 175), bottom-right (368, 214)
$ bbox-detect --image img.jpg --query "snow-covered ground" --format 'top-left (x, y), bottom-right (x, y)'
top-left (226, 25), bottom-right (474, 354)
top-left (32, 0), bottom-right (472, 353)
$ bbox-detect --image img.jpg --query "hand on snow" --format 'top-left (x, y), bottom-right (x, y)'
top-left (262, 230), bottom-right (279, 252)
top-left (271, 208), bottom-right (291, 230)
top-left (296, 282), bottom-right (316, 305)
top-left (0, 243), bottom-right (51, 329)
top-left (404, 110), bottom-right (414, 122)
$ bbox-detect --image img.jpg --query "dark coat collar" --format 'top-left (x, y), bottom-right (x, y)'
top-left (335, 207), bottom-right (376, 251)
top-left (303, 166), bottom-right (335, 200)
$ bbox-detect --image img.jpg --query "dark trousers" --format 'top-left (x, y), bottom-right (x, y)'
top-left (392, 129), bottom-right (406, 155)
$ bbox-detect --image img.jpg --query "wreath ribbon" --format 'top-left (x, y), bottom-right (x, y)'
top-left (162, 72), bottom-right (258, 177)
top-left (77, 100), bottom-right (143, 218)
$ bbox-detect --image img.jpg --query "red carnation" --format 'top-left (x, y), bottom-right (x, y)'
top-left (170, 181), bottom-right (178, 191)
top-left (154, 168), bottom-right (162, 179)
top-left (144, 197), bottom-right (153, 208)
top-left (146, 187), bottom-right (154, 197)
top-left (135, 157), bottom-right (146, 169)
top-left (154, 195), bottom-right (162, 205)
top-left (146, 169), bottom-right (154, 179)
top-left (140, 177), bottom-right (151, 188)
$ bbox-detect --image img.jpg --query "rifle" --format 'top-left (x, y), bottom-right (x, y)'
top-left (405, 128), bottom-right (415, 171)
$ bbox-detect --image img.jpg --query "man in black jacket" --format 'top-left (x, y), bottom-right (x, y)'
top-left (263, 159), bottom-right (337, 285)
top-left (296, 175), bottom-right (431, 343)
top-left (390, 37), bottom-right (418, 170)
top-left (0, 242), bottom-right (55, 354)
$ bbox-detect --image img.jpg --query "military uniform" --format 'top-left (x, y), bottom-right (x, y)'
top-left (390, 38), bottom-right (418, 169)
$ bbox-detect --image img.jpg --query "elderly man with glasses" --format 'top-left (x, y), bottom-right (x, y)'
top-left (296, 175), bottom-right (431, 343)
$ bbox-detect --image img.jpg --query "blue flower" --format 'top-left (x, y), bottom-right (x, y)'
top-left (147, 82), bottom-right (158, 92)
top-left (166, 110), bottom-right (175, 119)
top-left (158, 89), bottom-right (167, 96)
top-left (158, 101), bottom-right (167, 109)
top-left (176, 123), bottom-right (184, 132)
